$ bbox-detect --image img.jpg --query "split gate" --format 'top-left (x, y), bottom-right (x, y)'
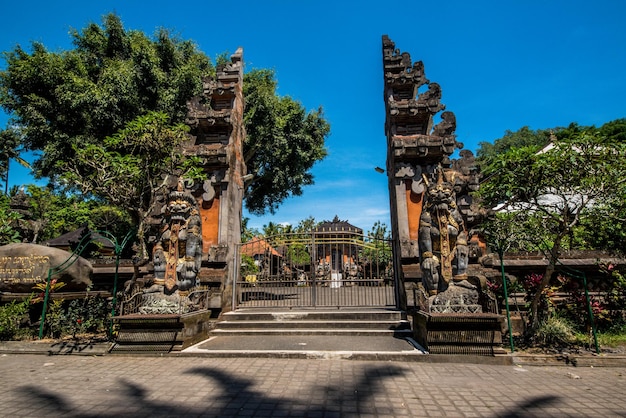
top-left (233, 232), bottom-right (396, 309)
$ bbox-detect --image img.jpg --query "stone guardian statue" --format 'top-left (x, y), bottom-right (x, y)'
top-left (153, 182), bottom-right (203, 294)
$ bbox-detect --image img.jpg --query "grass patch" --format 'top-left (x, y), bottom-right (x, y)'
top-left (574, 323), bottom-right (626, 349)
top-left (597, 332), bottom-right (626, 347)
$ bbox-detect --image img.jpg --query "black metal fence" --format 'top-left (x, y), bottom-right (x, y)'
top-left (233, 232), bottom-right (396, 309)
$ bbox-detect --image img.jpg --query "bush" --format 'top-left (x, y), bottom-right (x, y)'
top-left (45, 299), bottom-right (66, 339)
top-left (43, 296), bottom-right (110, 338)
top-left (533, 315), bottom-right (576, 347)
top-left (1, 294), bottom-right (111, 340)
top-left (0, 297), bottom-right (32, 340)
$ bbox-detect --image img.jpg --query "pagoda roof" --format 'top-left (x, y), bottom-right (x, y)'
top-left (314, 216), bottom-right (362, 235)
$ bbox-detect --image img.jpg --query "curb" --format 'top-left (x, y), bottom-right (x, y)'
top-left (0, 341), bottom-right (111, 356)
top-left (512, 353), bottom-right (626, 367)
top-left (2, 341), bottom-right (626, 367)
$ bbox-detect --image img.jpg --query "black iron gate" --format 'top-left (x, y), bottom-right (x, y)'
top-left (233, 232), bottom-right (396, 309)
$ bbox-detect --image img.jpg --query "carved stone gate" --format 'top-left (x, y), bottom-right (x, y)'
top-left (233, 229), bottom-right (396, 309)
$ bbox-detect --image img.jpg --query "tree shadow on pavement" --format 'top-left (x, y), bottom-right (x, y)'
top-left (15, 363), bottom-right (406, 417)
top-left (19, 386), bottom-right (74, 415)
top-left (499, 395), bottom-right (559, 417)
top-left (187, 364), bottom-right (406, 416)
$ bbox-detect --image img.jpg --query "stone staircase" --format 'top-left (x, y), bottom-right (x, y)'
top-left (107, 308), bottom-right (513, 363)
top-left (181, 308), bottom-right (425, 359)
top-left (217, 309), bottom-right (412, 337)
top-left (211, 308), bottom-right (412, 337)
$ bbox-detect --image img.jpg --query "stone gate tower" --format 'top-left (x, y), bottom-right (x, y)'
top-left (383, 36), bottom-right (483, 302)
top-left (147, 48), bottom-right (247, 311)
top-left (184, 48), bottom-right (247, 310)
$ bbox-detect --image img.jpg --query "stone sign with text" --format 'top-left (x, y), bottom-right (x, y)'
top-left (0, 243), bottom-right (92, 293)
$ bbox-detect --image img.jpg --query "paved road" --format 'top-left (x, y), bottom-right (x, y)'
top-left (1, 354), bottom-right (624, 417)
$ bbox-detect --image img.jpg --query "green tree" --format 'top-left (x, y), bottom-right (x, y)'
top-left (0, 14), bottom-right (330, 248)
top-left (262, 221), bottom-right (284, 238)
top-left (367, 221), bottom-right (391, 241)
top-left (476, 126), bottom-right (552, 162)
top-left (13, 184), bottom-right (132, 244)
top-left (243, 69), bottom-right (329, 215)
top-left (241, 217), bottom-right (261, 242)
top-left (598, 118), bottom-right (626, 143)
top-left (360, 221), bottom-right (392, 275)
top-left (294, 216), bottom-right (318, 234)
top-left (58, 111), bottom-right (190, 257)
top-left (478, 130), bottom-right (626, 330)
top-left (0, 14), bottom-right (212, 181)
top-left (0, 194), bottom-right (22, 244)
top-left (0, 127), bottom-right (30, 195)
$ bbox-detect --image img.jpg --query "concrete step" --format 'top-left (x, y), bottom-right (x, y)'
top-left (215, 319), bottom-right (411, 330)
top-left (210, 328), bottom-right (414, 337)
top-left (221, 308), bottom-right (406, 322)
top-left (211, 309), bottom-right (411, 338)
top-left (177, 348), bottom-right (513, 365)
top-left (200, 308), bottom-right (417, 357)
top-left (184, 334), bottom-right (426, 358)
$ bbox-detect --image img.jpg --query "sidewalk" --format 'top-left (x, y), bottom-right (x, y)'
top-left (1, 353), bottom-right (625, 417)
top-left (2, 338), bottom-right (626, 367)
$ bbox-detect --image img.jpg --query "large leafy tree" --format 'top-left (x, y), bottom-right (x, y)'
top-left (58, 111), bottom-right (192, 257)
top-left (476, 126), bottom-right (552, 162)
top-left (15, 184), bottom-right (132, 243)
top-left (243, 69), bottom-right (329, 215)
top-left (0, 14), bottom-right (330, 254)
top-left (598, 118), bottom-right (626, 142)
top-left (477, 119), bottom-right (626, 164)
top-left (478, 126), bottom-right (626, 330)
top-left (0, 14), bottom-right (211, 180)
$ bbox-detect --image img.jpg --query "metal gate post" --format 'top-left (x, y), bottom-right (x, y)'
top-left (392, 235), bottom-right (404, 310)
top-left (311, 232), bottom-right (317, 306)
top-left (232, 243), bottom-right (240, 310)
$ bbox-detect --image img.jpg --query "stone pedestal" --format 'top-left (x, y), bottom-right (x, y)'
top-left (412, 311), bottom-right (506, 355)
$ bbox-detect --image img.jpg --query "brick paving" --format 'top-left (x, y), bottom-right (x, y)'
top-left (0, 354), bottom-right (625, 417)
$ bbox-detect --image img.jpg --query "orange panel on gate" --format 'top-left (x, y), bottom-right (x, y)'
top-left (405, 180), bottom-right (423, 241)
top-left (200, 195), bottom-right (220, 253)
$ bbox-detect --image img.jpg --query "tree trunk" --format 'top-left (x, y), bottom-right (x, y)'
top-left (127, 209), bottom-right (150, 266)
top-left (528, 236), bottom-right (563, 332)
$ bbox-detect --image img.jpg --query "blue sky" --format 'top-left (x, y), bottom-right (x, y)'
top-left (2, 1), bottom-right (625, 233)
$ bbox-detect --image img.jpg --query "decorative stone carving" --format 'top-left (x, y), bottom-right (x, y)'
top-left (383, 36), bottom-right (500, 322)
top-left (419, 165), bottom-right (465, 290)
top-left (451, 149), bottom-right (487, 230)
top-left (153, 182), bottom-right (203, 293)
top-left (202, 171), bottom-right (222, 202)
top-left (9, 189), bottom-right (42, 243)
top-left (420, 251), bottom-right (440, 296)
top-left (382, 35), bottom-right (429, 90)
top-left (455, 231), bottom-right (469, 278)
top-left (417, 83), bottom-right (445, 114)
top-left (429, 281), bottom-right (482, 314)
top-left (395, 163), bottom-right (417, 179)
top-left (432, 111), bottom-right (457, 138)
